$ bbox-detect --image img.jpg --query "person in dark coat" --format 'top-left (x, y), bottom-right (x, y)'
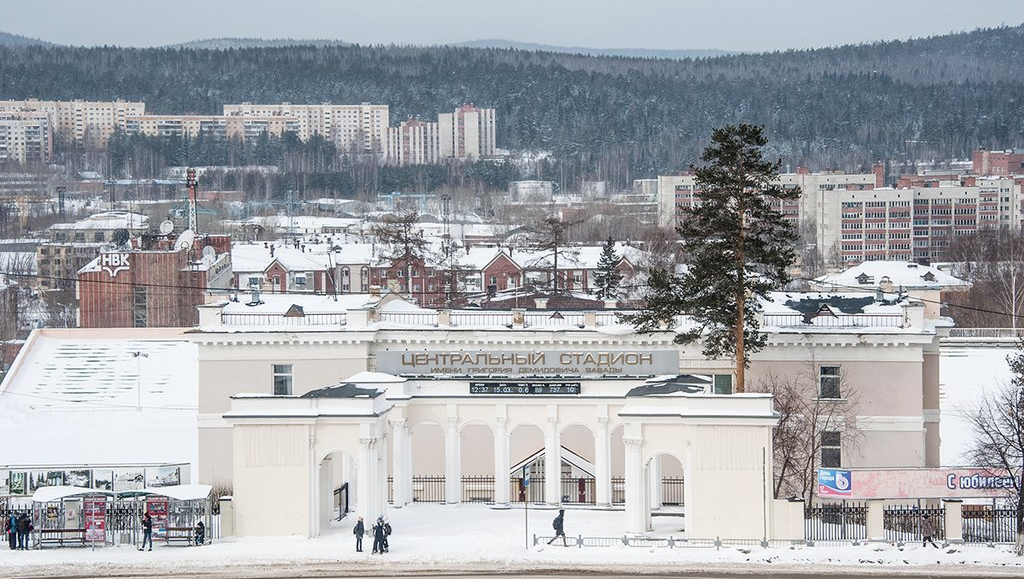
top-left (5, 514), bottom-right (15, 550)
top-left (353, 516), bottom-right (364, 552)
top-left (139, 512), bottom-right (153, 551)
top-left (547, 509), bottom-right (567, 546)
top-left (371, 516), bottom-right (385, 554)
top-left (922, 514), bottom-right (940, 548)
top-left (382, 518), bottom-right (391, 553)
top-left (16, 513), bottom-right (31, 550)
top-left (193, 520), bottom-right (205, 546)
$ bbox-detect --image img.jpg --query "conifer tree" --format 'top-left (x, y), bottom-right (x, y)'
top-left (594, 236), bottom-right (622, 300)
top-left (623, 124), bottom-right (798, 392)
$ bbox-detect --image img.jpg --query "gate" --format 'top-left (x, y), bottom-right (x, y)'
top-left (334, 483), bottom-right (349, 520)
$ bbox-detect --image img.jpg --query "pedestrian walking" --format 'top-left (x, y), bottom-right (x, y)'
top-left (371, 516), bottom-right (385, 554)
top-left (5, 513), bottom-right (15, 550)
top-left (922, 514), bottom-right (940, 548)
top-left (139, 512), bottom-right (153, 551)
top-left (16, 513), bottom-right (31, 550)
top-left (353, 516), bottom-right (364, 552)
top-left (547, 509), bottom-right (567, 546)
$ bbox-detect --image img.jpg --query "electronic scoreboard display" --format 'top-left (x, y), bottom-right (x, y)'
top-left (468, 381), bottom-right (582, 395)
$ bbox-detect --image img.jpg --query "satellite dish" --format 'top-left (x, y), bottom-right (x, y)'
top-left (202, 245), bottom-right (216, 261)
top-left (159, 220), bottom-right (174, 235)
top-left (176, 229), bottom-right (196, 252)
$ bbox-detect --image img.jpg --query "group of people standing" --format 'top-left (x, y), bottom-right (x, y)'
top-left (5, 513), bottom-right (32, 550)
top-left (352, 515), bottom-right (391, 554)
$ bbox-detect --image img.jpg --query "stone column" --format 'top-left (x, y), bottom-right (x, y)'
top-left (493, 417), bottom-right (510, 505)
top-left (318, 457), bottom-right (332, 535)
top-left (648, 455), bottom-right (662, 511)
top-left (375, 430), bottom-right (388, 517)
top-left (445, 415), bottom-right (461, 503)
top-left (544, 415), bottom-right (561, 505)
top-left (866, 499), bottom-right (885, 541)
top-left (357, 436), bottom-right (375, 520)
top-left (390, 419), bottom-right (410, 507)
top-left (943, 499), bottom-right (963, 543)
top-left (595, 416), bottom-right (611, 507)
top-left (624, 436), bottom-right (646, 534)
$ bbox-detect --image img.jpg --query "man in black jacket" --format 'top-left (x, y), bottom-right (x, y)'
top-left (353, 516), bottom-right (364, 552)
top-left (547, 509), bottom-right (567, 546)
top-left (139, 513), bottom-right (153, 551)
top-left (16, 513), bottom-right (31, 550)
top-left (371, 516), bottom-right (385, 554)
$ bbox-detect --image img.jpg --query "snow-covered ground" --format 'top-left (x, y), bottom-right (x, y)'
top-left (939, 344), bottom-right (1016, 466)
top-left (1, 504), bottom-right (1022, 577)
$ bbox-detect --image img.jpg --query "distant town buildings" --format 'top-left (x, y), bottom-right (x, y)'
top-left (0, 98), bottom-right (145, 150)
top-left (0, 111), bottom-right (52, 164)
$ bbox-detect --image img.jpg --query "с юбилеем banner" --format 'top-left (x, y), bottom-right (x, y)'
top-left (817, 468), bottom-right (1018, 499)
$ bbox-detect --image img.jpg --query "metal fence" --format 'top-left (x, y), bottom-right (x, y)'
top-left (763, 313), bottom-right (904, 328)
top-left (560, 477), bottom-right (595, 504)
top-left (221, 312), bottom-right (346, 326)
top-left (947, 328), bottom-right (1024, 339)
top-left (804, 502), bottom-right (868, 541)
top-left (883, 504), bottom-right (944, 543)
top-left (378, 311), bottom-right (439, 326)
top-left (662, 478), bottom-right (684, 505)
top-left (963, 507), bottom-right (1020, 543)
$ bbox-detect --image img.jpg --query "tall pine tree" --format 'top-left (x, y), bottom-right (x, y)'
top-left (594, 236), bottom-right (622, 300)
top-left (624, 124), bottom-right (798, 392)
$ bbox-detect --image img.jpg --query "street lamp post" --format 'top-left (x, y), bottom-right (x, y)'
top-left (131, 351), bottom-right (148, 411)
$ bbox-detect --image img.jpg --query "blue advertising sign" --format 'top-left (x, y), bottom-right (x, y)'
top-left (817, 468), bottom-right (852, 497)
top-left (523, 465), bottom-right (530, 487)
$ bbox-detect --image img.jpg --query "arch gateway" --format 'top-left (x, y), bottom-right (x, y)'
top-left (223, 368), bottom-right (786, 540)
top-left (197, 293), bottom-right (941, 540)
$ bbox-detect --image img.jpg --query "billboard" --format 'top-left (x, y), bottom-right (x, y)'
top-left (816, 468), bottom-right (1019, 499)
top-left (376, 349), bottom-right (679, 377)
top-left (818, 469), bottom-right (852, 497)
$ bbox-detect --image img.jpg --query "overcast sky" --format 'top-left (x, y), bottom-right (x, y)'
top-left (6, 0), bottom-right (1024, 52)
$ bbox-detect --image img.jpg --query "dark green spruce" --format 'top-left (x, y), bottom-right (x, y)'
top-left (593, 236), bottom-right (622, 300)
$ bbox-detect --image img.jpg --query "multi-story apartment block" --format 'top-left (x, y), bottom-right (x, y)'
top-left (223, 102), bottom-right (389, 154)
top-left (0, 111), bottom-right (51, 164)
top-left (123, 115), bottom-right (299, 140)
top-left (972, 148), bottom-right (1024, 175)
top-left (0, 99), bottom-right (145, 149)
top-left (386, 118), bottom-right (440, 166)
top-left (438, 104), bottom-right (496, 159)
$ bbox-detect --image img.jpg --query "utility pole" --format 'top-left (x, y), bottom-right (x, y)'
top-left (56, 186), bottom-right (66, 221)
top-left (131, 351), bottom-right (149, 411)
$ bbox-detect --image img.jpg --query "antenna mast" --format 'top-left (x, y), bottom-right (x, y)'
top-left (186, 167), bottom-right (199, 233)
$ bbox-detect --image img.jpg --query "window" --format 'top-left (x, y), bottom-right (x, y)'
top-left (821, 431), bottom-right (842, 467)
top-left (819, 366), bottom-right (841, 399)
top-left (713, 374), bottom-right (733, 395)
top-left (132, 286), bottom-right (147, 328)
top-left (273, 364), bottom-right (293, 395)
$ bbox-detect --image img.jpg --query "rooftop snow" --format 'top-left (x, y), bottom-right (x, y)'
top-left (815, 261), bottom-right (970, 291)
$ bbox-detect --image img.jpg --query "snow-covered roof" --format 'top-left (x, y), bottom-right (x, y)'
top-left (230, 243), bottom-right (330, 274)
top-left (221, 293), bottom-right (376, 315)
top-left (48, 211), bottom-right (149, 231)
top-left (814, 261), bottom-right (970, 291)
top-left (0, 329), bottom-right (197, 468)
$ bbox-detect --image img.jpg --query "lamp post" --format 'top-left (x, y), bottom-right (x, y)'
top-left (131, 351), bottom-right (148, 411)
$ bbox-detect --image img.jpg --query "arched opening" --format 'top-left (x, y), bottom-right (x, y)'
top-left (508, 423), bottom-right (544, 503)
top-left (459, 422), bottom-right (495, 503)
top-left (559, 424), bottom-right (596, 505)
top-left (316, 449), bottom-right (358, 535)
top-left (646, 452), bottom-right (686, 536)
top-left (409, 422), bottom-right (446, 503)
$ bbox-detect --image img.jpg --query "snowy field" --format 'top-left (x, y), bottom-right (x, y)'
top-left (939, 344), bottom-right (1016, 466)
top-left (1, 504), bottom-right (1022, 577)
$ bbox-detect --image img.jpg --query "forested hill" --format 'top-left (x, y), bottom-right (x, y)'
top-left (1, 24), bottom-right (1023, 182)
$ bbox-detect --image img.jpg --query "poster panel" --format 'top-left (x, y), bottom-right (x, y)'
top-left (65, 469), bottom-right (92, 488)
top-left (113, 469), bottom-right (144, 491)
top-left (147, 497), bottom-right (169, 539)
top-left (9, 472), bottom-right (26, 495)
top-left (817, 468), bottom-right (852, 497)
top-left (93, 470), bottom-right (113, 491)
top-left (84, 498), bottom-right (107, 543)
top-left (147, 466), bottom-right (180, 487)
top-left (817, 468), bottom-right (1019, 499)
top-left (0, 470), bottom-right (9, 495)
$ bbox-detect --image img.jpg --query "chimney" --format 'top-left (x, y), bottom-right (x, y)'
top-left (797, 166), bottom-right (810, 175)
top-left (534, 297), bottom-right (548, 309)
top-left (603, 299), bottom-right (617, 309)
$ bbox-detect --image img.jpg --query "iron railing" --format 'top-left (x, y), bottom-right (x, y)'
top-left (662, 478), bottom-right (684, 505)
top-left (962, 507), bottom-right (1020, 543)
top-left (804, 502), bottom-right (868, 541)
top-left (763, 313), bottom-right (904, 328)
top-left (378, 311), bottom-right (439, 326)
top-left (221, 312), bottom-right (346, 326)
top-left (947, 328), bottom-right (1024, 339)
top-left (560, 477), bottom-right (595, 504)
top-left (883, 504), bottom-right (944, 543)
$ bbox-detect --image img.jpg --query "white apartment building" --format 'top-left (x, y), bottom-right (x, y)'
top-left (0, 99), bottom-right (145, 149)
top-left (0, 111), bottom-right (51, 164)
top-left (223, 102), bottom-right (389, 154)
top-left (438, 104), bottom-right (496, 159)
top-left (123, 114), bottom-right (299, 140)
top-left (386, 117), bottom-right (440, 165)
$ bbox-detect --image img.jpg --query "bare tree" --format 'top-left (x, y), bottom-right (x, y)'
top-left (946, 231), bottom-right (1024, 329)
top-left (371, 211), bottom-right (432, 297)
top-left (962, 340), bottom-right (1024, 555)
top-left (754, 352), bottom-right (862, 502)
top-left (524, 215), bottom-right (584, 293)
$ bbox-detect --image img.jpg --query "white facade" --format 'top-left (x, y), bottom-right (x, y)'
top-left (0, 98), bottom-right (146, 149)
top-left (223, 102), bottom-right (390, 154)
